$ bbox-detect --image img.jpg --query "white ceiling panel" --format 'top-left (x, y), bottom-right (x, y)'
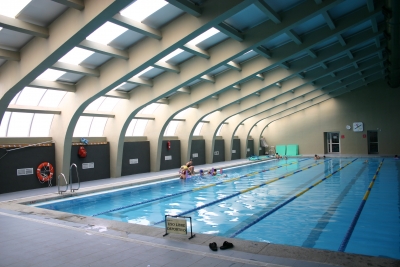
top-left (80, 53), bottom-right (113, 69)
top-left (0, 28), bottom-right (33, 51)
top-left (16, 0), bottom-right (68, 27)
top-left (108, 30), bottom-right (146, 51)
top-left (142, 3), bottom-right (184, 29)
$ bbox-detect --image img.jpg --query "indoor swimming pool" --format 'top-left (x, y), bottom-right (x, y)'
top-left (34, 157), bottom-right (400, 259)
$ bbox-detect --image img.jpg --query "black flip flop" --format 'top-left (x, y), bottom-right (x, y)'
top-left (209, 242), bottom-right (218, 251)
top-left (220, 241), bottom-right (234, 250)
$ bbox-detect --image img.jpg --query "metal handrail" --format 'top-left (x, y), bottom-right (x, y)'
top-left (57, 173), bottom-right (68, 194)
top-left (70, 163), bottom-right (80, 192)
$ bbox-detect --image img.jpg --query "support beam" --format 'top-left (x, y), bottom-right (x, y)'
top-left (0, 15), bottom-right (48, 38)
top-left (308, 49), bottom-right (317, 58)
top-left (0, 48), bottom-right (20, 61)
top-left (215, 22), bottom-right (244, 42)
top-left (200, 75), bottom-right (215, 83)
top-left (322, 11), bottom-right (335, 30)
top-left (353, 62), bottom-right (359, 69)
top-left (154, 62), bottom-right (180, 73)
top-left (374, 37), bottom-right (381, 48)
top-left (321, 62), bottom-right (328, 69)
top-left (82, 111), bottom-right (115, 118)
top-left (182, 44), bottom-right (210, 59)
top-left (29, 80), bottom-right (76, 92)
top-left (253, 46), bottom-right (271, 59)
top-left (286, 29), bottom-right (302, 44)
top-left (211, 95), bottom-right (219, 99)
top-left (232, 84), bottom-right (241, 90)
top-left (166, 0), bottom-right (202, 17)
top-left (156, 98), bottom-right (169, 104)
top-left (133, 114), bottom-right (155, 120)
top-left (225, 61), bottom-right (241, 71)
top-left (127, 77), bottom-right (153, 87)
top-left (254, 0), bottom-right (281, 24)
top-left (367, 0), bottom-right (374, 12)
top-left (109, 14), bottom-right (162, 40)
top-left (337, 34), bottom-right (346, 46)
top-left (177, 87), bottom-right (191, 94)
top-left (331, 72), bottom-right (336, 77)
top-left (297, 72), bottom-right (305, 79)
top-left (347, 51), bottom-right (354, 59)
top-left (51, 62), bottom-right (100, 77)
top-left (371, 17), bottom-right (378, 33)
top-left (255, 73), bottom-right (264, 80)
top-left (280, 62), bottom-right (290, 69)
top-left (105, 91), bottom-right (130, 100)
top-left (7, 105), bottom-right (61, 114)
top-left (52, 0), bottom-right (84, 10)
top-left (77, 40), bottom-right (128, 60)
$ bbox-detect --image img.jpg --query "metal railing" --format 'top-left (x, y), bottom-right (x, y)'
top-left (70, 163), bottom-right (80, 192)
top-left (57, 173), bottom-right (68, 194)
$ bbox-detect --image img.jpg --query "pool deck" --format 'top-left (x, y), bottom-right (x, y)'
top-left (0, 158), bottom-right (399, 267)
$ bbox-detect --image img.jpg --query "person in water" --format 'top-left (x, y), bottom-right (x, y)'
top-left (179, 165), bottom-right (188, 179)
top-left (186, 159), bottom-right (194, 175)
top-left (314, 154), bottom-right (321, 160)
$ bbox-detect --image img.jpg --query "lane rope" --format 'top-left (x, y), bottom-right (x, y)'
top-left (229, 158), bottom-right (358, 238)
top-left (92, 158), bottom-right (310, 217)
top-left (337, 159), bottom-right (384, 252)
top-left (154, 159), bottom-right (330, 225)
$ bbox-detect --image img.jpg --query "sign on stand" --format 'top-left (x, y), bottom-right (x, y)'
top-left (163, 215), bottom-right (195, 239)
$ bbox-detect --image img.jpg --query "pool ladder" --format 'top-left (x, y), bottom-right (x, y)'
top-left (57, 163), bottom-right (81, 194)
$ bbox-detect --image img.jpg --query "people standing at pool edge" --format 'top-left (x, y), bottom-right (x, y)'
top-left (186, 159), bottom-right (194, 174)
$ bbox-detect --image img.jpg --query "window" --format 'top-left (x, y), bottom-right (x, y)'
top-left (164, 121), bottom-right (179, 136)
top-left (193, 122), bottom-right (203, 136)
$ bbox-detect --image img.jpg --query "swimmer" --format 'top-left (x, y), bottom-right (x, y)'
top-left (179, 165), bottom-right (188, 179)
top-left (199, 169), bottom-right (204, 176)
top-left (314, 154), bottom-right (320, 160)
top-left (275, 153), bottom-right (282, 159)
top-left (186, 159), bottom-right (194, 175)
top-left (208, 168), bottom-right (217, 176)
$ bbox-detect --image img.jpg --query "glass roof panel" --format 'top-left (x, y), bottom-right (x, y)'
top-left (85, 97), bottom-right (105, 111)
top-left (132, 119), bottom-right (148, 136)
top-left (10, 92), bottom-right (21, 105)
top-left (160, 48), bottom-right (184, 62)
top-left (36, 69), bottom-right (66, 81)
top-left (89, 117), bottom-right (108, 136)
top-left (193, 122), bottom-right (203, 136)
top-left (188, 27), bottom-right (219, 46)
top-left (15, 87), bottom-right (45, 106)
top-left (139, 103), bottom-right (160, 114)
top-left (0, 112), bottom-right (11, 137)
top-left (7, 112), bottom-right (34, 137)
top-left (164, 121), bottom-right (179, 136)
top-left (216, 125), bottom-right (223, 136)
top-left (0, 0), bottom-right (31, 18)
top-left (86, 22), bottom-right (128, 45)
top-left (174, 108), bottom-right (189, 119)
top-left (30, 114), bottom-right (54, 137)
top-left (38, 90), bottom-right (67, 107)
top-left (134, 66), bottom-right (154, 78)
top-left (58, 47), bottom-right (94, 65)
top-left (73, 116), bottom-right (93, 137)
top-left (98, 97), bottom-right (120, 112)
top-left (120, 0), bottom-right (167, 22)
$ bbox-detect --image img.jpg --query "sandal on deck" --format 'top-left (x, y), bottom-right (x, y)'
top-left (220, 241), bottom-right (234, 250)
top-left (209, 242), bottom-right (218, 251)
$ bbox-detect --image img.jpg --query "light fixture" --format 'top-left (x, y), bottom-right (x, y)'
top-left (86, 22), bottom-right (128, 45)
top-left (0, 0), bottom-right (31, 18)
top-left (188, 28), bottom-right (220, 46)
top-left (36, 69), bottom-right (66, 81)
top-left (58, 47), bottom-right (94, 65)
top-left (120, 0), bottom-right (167, 22)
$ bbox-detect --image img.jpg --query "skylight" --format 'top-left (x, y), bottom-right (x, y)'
top-left (86, 22), bottom-right (128, 45)
top-left (0, 0), bottom-right (31, 18)
top-left (134, 66), bottom-right (154, 77)
top-left (58, 47), bottom-right (94, 65)
top-left (188, 28), bottom-right (220, 46)
top-left (36, 69), bottom-right (66, 81)
top-left (120, 0), bottom-right (168, 22)
top-left (160, 48), bottom-right (184, 62)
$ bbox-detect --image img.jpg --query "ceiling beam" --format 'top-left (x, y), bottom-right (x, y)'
top-left (133, 114), bottom-right (155, 120)
top-left (0, 48), bottom-right (20, 61)
top-left (154, 62), bottom-right (180, 73)
top-left (280, 62), bottom-right (290, 70)
top-left (51, 62), bottom-right (99, 77)
top-left (182, 44), bottom-right (210, 59)
top-left (255, 73), bottom-right (264, 80)
top-left (177, 87), bottom-right (191, 94)
top-left (308, 49), bottom-right (317, 58)
top-left (166, 0), bottom-right (202, 17)
top-left (367, 0), bottom-right (375, 12)
top-left (7, 105), bottom-right (61, 114)
top-left (254, 0), bottom-right (281, 24)
top-left (215, 22), bottom-right (244, 42)
top-left (286, 29), bottom-right (302, 44)
top-left (232, 84), bottom-right (241, 90)
top-left (347, 51), bottom-right (354, 59)
top-left (82, 111), bottom-right (115, 118)
top-left (0, 14), bottom-right (48, 38)
top-left (337, 34), bottom-right (346, 46)
top-left (51, 0), bottom-right (84, 10)
top-left (253, 46), bottom-right (271, 59)
top-left (200, 75), bottom-right (215, 83)
top-left (105, 91), bottom-right (130, 100)
top-left (127, 77), bottom-right (153, 87)
top-left (109, 14), bottom-right (162, 40)
top-left (77, 40), bottom-right (128, 60)
top-left (156, 98), bottom-right (169, 104)
top-left (322, 11), bottom-right (335, 30)
top-left (225, 61), bottom-right (242, 71)
top-left (371, 17), bottom-right (378, 33)
top-left (321, 62), bottom-right (328, 69)
top-left (29, 80), bottom-right (76, 92)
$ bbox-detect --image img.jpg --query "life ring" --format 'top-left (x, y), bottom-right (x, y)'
top-left (36, 162), bottom-right (54, 182)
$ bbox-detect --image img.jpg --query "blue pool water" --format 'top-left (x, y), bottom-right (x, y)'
top-left (35, 158), bottom-right (400, 259)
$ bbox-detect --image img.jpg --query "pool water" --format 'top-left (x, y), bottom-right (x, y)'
top-left (35, 158), bottom-right (400, 259)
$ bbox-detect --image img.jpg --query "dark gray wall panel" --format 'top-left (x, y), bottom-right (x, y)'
top-left (213, 139), bottom-right (225, 163)
top-left (160, 140), bottom-right (181, 170)
top-left (0, 145), bottom-right (55, 194)
top-left (231, 139), bottom-right (241, 160)
top-left (121, 141), bottom-right (150, 176)
top-left (70, 144), bottom-right (110, 182)
top-left (190, 139), bottom-right (205, 165)
top-left (247, 140), bottom-right (254, 157)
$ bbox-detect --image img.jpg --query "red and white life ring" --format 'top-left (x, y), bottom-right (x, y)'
top-left (36, 162), bottom-right (54, 182)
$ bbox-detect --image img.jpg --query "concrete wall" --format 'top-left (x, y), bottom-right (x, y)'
top-left (262, 80), bottom-right (400, 155)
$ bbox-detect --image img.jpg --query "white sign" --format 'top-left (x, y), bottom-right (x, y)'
top-left (82, 162), bottom-right (94, 169)
top-left (214, 151), bottom-right (219, 155)
top-left (165, 155), bottom-right (172, 160)
top-left (247, 148), bottom-right (250, 152)
top-left (192, 153), bottom-right (198, 158)
top-left (129, 158), bottom-right (138, 164)
top-left (232, 150), bottom-right (236, 153)
top-left (166, 217), bottom-right (187, 235)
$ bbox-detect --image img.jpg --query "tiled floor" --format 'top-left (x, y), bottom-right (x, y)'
top-left (0, 158), bottom-right (399, 267)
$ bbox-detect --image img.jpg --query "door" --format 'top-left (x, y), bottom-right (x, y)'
top-left (327, 132), bottom-right (340, 153)
top-left (368, 131), bottom-right (379, 154)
